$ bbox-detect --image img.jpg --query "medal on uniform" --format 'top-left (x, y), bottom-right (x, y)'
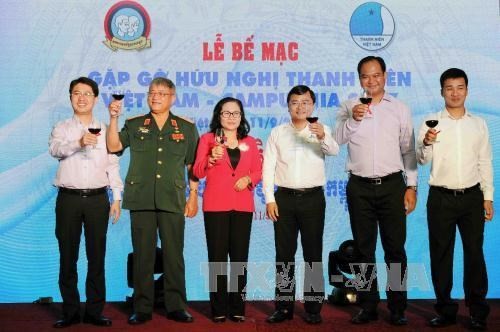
top-left (144, 118), bottom-right (151, 126)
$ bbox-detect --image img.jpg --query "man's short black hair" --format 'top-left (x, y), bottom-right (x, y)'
top-left (357, 56), bottom-right (386, 76)
top-left (287, 85), bottom-right (316, 104)
top-left (69, 77), bottom-right (99, 97)
top-left (440, 68), bottom-right (468, 88)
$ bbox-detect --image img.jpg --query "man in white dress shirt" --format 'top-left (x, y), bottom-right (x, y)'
top-left (263, 85), bottom-right (339, 325)
top-left (417, 68), bottom-right (493, 331)
top-left (49, 77), bottom-right (123, 328)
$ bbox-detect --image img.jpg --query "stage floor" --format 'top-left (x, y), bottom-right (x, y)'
top-left (1, 300), bottom-right (499, 331)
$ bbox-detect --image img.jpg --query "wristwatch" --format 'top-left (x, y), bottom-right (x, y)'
top-left (406, 186), bottom-right (417, 192)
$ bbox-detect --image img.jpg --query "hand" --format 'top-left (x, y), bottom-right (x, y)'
top-left (423, 128), bottom-right (440, 146)
top-left (210, 145), bottom-right (224, 161)
top-left (352, 104), bottom-right (370, 121)
top-left (80, 132), bottom-right (98, 147)
top-left (234, 176), bottom-right (251, 192)
top-left (404, 189), bottom-right (417, 215)
top-left (108, 100), bottom-right (122, 118)
top-left (184, 194), bottom-right (198, 218)
top-left (484, 200), bottom-right (494, 221)
top-left (109, 200), bottom-right (121, 224)
top-left (266, 202), bottom-right (279, 222)
top-left (308, 122), bottom-right (325, 140)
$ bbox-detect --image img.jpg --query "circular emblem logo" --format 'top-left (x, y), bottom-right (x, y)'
top-left (103, 1), bottom-right (151, 51)
top-left (349, 2), bottom-right (395, 51)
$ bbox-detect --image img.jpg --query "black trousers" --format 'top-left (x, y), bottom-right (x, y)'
top-left (273, 188), bottom-right (326, 314)
top-left (204, 211), bottom-right (253, 317)
top-left (55, 191), bottom-right (110, 318)
top-left (427, 185), bottom-right (489, 320)
top-left (346, 174), bottom-right (407, 313)
top-left (130, 210), bottom-right (187, 314)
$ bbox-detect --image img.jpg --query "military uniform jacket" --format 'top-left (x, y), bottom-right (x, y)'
top-left (119, 112), bottom-right (199, 212)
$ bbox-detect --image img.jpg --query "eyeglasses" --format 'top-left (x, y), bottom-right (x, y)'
top-left (220, 111), bottom-right (241, 118)
top-left (71, 91), bottom-right (95, 98)
top-left (147, 92), bottom-right (175, 98)
top-left (289, 101), bottom-right (313, 108)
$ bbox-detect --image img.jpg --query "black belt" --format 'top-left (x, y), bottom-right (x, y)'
top-left (350, 171), bottom-right (402, 185)
top-left (431, 183), bottom-right (480, 196)
top-left (58, 187), bottom-right (107, 197)
top-left (277, 186), bottom-right (323, 196)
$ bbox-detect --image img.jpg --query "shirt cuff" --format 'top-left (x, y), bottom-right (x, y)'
top-left (482, 189), bottom-right (493, 201)
top-left (111, 189), bottom-right (122, 201)
top-left (264, 191), bottom-right (275, 204)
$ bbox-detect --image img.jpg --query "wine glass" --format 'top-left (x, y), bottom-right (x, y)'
top-left (359, 88), bottom-right (372, 116)
top-left (425, 119), bottom-right (439, 143)
top-left (112, 87), bottom-right (125, 101)
top-left (306, 110), bottom-right (319, 141)
top-left (88, 119), bottom-right (101, 149)
top-left (425, 120), bottom-right (439, 128)
top-left (215, 127), bottom-right (226, 145)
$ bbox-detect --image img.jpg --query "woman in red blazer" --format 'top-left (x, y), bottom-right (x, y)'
top-left (193, 97), bottom-right (262, 323)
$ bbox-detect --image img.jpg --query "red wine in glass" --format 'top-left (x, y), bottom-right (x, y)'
top-left (306, 117), bottom-right (318, 123)
top-left (88, 128), bottom-right (101, 135)
top-left (112, 94), bottom-right (125, 100)
top-left (425, 120), bottom-right (439, 128)
top-left (360, 97), bottom-right (372, 104)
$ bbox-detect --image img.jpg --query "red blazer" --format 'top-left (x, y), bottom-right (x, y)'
top-left (193, 133), bottom-right (263, 212)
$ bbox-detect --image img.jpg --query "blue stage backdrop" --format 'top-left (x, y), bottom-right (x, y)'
top-left (0, 0), bottom-right (498, 303)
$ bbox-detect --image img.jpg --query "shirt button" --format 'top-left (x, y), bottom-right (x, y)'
top-left (157, 160), bottom-right (162, 165)
top-left (156, 174), bottom-right (161, 179)
top-left (159, 137), bottom-right (163, 140)
top-left (140, 136), bottom-right (144, 140)
top-left (158, 148), bottom-right (163, 152)
top-left (130, 181), bottom-right (134, 185)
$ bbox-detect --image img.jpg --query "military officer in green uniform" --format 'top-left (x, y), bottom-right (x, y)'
top-left (107, 77), bottom-right (199, 324)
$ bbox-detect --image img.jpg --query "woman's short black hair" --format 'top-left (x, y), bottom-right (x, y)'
top-left (209, 97), bottom-right (250, 139)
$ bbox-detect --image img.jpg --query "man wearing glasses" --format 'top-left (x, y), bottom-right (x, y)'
top-left (107, 77), bottom-right (199, 324)
top-left (50, 77), bottom-right (123, 328)
top-left (263, 85), bottom-right (339, 325)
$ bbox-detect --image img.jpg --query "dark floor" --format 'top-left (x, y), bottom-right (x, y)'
top-left (1, 300), bottom-right (499, 331)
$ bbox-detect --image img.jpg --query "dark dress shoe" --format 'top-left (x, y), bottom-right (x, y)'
top-left (351, 309), bottom-right (378, 324)
top-left (53, 315), bottom-right (80, 328)
top-left (228, 315), bottom-right (245, 322)
top-left (167, 310), bottom-right (194, 323)
top-left (304, 312), bottom-right (322, 324)
top-left (212, 316), bottom-right (226, 323)
top-left (83, 314), bottom-right (112, 326)
top-left (390, 311), bottom-right (408, 326)
top-left (266, 309), bottom-right (293, 323)
top-left (128, 312), bottom-right (152, 325)
top-left (428, 315), bottom-right (456, 327)
top-left (469, 316), bottom-right (487, 330)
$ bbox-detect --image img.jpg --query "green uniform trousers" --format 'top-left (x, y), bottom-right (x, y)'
top-left (130, 210), bottom-right (187, 314)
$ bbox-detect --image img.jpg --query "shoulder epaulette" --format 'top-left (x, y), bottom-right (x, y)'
top-left (126, 114), bottom-right (146, 121)
top-left (176, 115), bottom-right (195, 124)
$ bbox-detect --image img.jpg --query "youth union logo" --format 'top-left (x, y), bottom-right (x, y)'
top-left (349, 2), bottom-right (395, 51)
top-left (103, 1), bottom-right (151, 51)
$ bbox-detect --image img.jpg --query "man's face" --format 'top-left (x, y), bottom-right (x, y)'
top-left (70, 83), bottom-right (97, 116)
top-left (441, 77), bottom-right (467, 109)
top-left (359, 60), bottom-right (386, 97)
top-left (288, 92), bottom-right (314, 122)
top-left (147, 84), bottom-right (176, 114)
